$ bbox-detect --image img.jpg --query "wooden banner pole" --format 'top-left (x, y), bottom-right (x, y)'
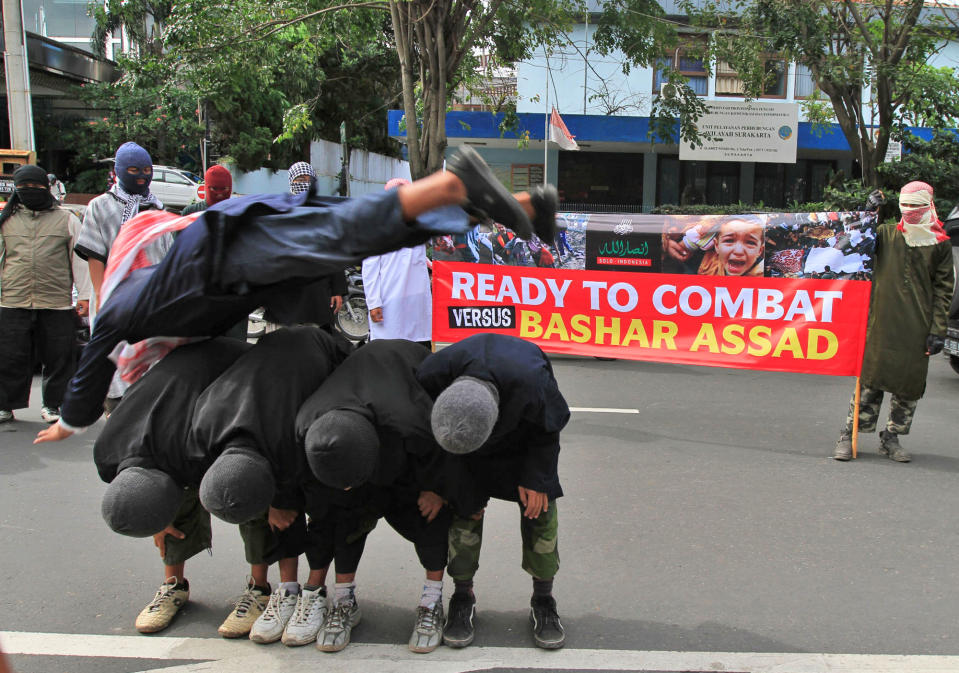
top-left (852, 377), bottom-right (861, 459)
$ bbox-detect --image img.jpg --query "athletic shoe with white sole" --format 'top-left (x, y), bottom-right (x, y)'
top-left (281, 587), bottom-right (328, 646)
top-left (40, 406), bottom-right (60, 423)
top-left (529, 594), bottom-right (565, 649)
top-left (315, 599), bottom-right (361, 652)
top-left (0, 410), bottom-right (14, 423)
top-left (135, 578), bottom-right (189, 633)
top-left (250, 586), bottom-right (300, 643)
top-left (218, 582), bottom-right (269, 638)
top-left (408, 603), bottom-right (444, 653)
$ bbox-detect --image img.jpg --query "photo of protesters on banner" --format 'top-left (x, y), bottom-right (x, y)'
top-left (764, 211), bottom-right (877, 280)
top-left (430, 214), bottom-right (588, 270)
top-left (661, 214), bottom-right (768, 277)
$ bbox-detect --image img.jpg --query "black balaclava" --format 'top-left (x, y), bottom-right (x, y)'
top-left (12, 164), bottom-right (56, 212)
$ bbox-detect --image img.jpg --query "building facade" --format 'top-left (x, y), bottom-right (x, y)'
top-left (388, 0), bottom-right (959, 212)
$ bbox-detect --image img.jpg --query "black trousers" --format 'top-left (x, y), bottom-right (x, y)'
top-left (304, 487), bottom-right (451, 574)
top-left (0, 308), bottom-right (76, 411)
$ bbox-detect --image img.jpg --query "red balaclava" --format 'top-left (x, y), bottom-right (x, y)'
top-left (897, 180), bottom-right (948, 247)
top-left (205, 165), bottom-right (233, 206)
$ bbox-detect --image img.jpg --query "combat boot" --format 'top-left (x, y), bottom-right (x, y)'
top-left (879, 430), bottom-right (911, 462)
top-left (833, 429), bottom-right (852, 461)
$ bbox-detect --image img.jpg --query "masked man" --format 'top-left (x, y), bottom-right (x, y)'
top-left (75, 142), bottom-right (167, 314)
top-left (0, 165), bottom-right (92, 423)
top-left (834, 181), bottom-right (955, 462)
top-left (182, 165), bottom-right (233, 215)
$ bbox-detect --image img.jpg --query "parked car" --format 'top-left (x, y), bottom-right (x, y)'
top-left (150, 165), bottom-right (202, 210)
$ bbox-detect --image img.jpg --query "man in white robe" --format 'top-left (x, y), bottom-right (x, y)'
top-left (362, 178), bottom-right (432, 346)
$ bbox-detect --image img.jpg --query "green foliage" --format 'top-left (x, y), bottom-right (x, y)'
top-left (65, 54), bottom-right (205, 174)
top-left (879, 131), bottom-right (959, 215)
top-left (680, 0), bottom-right (959, 187)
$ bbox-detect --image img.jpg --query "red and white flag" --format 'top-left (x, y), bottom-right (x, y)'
top-left (549, 107), bottom-right (579, 150)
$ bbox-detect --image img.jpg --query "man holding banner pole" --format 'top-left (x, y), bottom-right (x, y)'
top-left (834, 181), bottom-right (954, 462)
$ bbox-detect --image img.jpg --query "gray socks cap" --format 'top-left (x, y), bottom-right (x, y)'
top-left (199, 447), bottom-right (274, 524)
top-left (101, 466), bottom-right (182, 537)
top-left (431, 375), bottom-right (499, 454)
top-left (304, 409), bottom-right (379, 490)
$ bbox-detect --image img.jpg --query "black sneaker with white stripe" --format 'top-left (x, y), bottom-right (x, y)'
top-left (443, 593), bottom-right (475, 648)
top-left (529, 595), bottom-right (565, 649)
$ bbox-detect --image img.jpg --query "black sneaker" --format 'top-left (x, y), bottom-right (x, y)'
top-left (447, 146), bottom-right (533, 239)
top-left (443, 593), bottom-right (476, 648)
top-left (529, 595), bottom-right (565, 649)
top-left (529, 184), bottom-right (558, 243)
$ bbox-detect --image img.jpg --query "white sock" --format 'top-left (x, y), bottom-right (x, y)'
top-left (279, 581), bottom-right (300, 596)
top-left (419, 579), bottom-right (444, 609)
top-left (334, 582), bottom-right (356, 606)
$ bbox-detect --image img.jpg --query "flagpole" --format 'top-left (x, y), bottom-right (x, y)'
top-left (544, 51), bottom-right (550, 187)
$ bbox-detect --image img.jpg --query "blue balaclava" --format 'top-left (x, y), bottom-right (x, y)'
top-left (114, 142), bottom-right (153, 196)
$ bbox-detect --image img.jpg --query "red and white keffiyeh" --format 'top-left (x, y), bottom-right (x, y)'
top-left (101, 209), bottom-right (203, 384)
top-left (897, 181), bottom-right (949, 247)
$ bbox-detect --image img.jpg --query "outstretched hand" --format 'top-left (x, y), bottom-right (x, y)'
top-left (34, 421), bottom-right (74, 444)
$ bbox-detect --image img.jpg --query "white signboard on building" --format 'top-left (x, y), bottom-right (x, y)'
top-left (680, 101), bottom-right (799, 163)
top-left (871, 128), bottom-right (901, 163)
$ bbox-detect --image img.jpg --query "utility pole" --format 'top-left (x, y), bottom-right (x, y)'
top-left (3, 0), bottom-right (36, 151)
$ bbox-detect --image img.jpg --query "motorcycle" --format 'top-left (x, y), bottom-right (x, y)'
top-left (334, 266), bottom-right (370, 342)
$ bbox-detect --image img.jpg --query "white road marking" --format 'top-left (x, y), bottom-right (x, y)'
top-left (569, 407), bottom-right (639, 414)
top-left (4, 631), bottom-right (959, 673)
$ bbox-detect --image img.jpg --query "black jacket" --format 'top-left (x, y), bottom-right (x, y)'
top-left (295, 339), bottom-right (442, 492)
top-left (94, 338), bottom-right (252, 486)
top-left (415, 333), bottom-right (569, 513)
top-left (190, 326), bottom-right (353, 509)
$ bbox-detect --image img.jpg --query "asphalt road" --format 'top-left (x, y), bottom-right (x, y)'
top-left (2, 352), bottom-right (959, 673)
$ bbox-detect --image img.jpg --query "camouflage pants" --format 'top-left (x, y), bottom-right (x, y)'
top-left (447, 501), bottom-right (559, 581)
top-left (844, 385), bottom-right (919, 435)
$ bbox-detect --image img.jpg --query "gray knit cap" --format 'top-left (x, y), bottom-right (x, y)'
top-left (430, 375), bottom-right (499, 454)
top-left (304, 409), bottom-right (379, 489)
top-left (199, 447), bottom-right (274, 524)
top-left (101, 467), bottom-right (182, 537)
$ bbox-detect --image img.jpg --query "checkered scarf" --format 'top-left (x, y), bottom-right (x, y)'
top-left (289, 162), bottom-right (316, 195)
top-left (101, 209), bottom-right (204, 384)
top-left (110, 182), bottom-right (163, 225)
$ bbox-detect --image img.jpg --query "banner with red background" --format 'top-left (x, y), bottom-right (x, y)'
top-left (432, 262), bottom-right (871, 376)
top-left (430, 211), bottom-right (877, 375)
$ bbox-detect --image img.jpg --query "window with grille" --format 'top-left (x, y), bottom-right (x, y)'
top-left (715, 57), bottom-right (787, 98)
top-left (654, 43), bottom-right (708, 96)
top-left (794, 63), bottom-right (816, 99)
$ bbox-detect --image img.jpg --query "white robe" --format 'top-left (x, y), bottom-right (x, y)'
top-left (362, 245), bottom-right (432, 342)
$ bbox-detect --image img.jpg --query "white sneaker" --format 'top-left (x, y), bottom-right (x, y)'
top-left (0, 410), bottom-right (14, 423)
top-left (40, 406), bottom-right (60, 423)
top-left (250, 586), bottom-right (299, 644)
top-left (281, 587), bottom-right (328, 646)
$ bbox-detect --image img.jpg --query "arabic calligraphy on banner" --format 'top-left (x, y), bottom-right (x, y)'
top-left (430, 211), bottom-right (877, 376)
